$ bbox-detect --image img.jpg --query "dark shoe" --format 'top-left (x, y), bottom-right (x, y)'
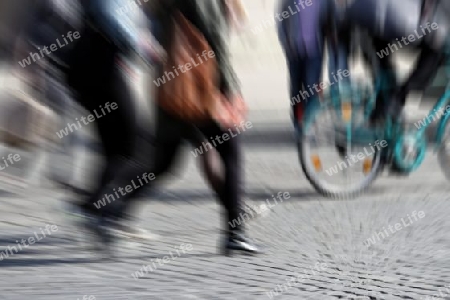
top-left (221, 231), bottom-right (261, 256)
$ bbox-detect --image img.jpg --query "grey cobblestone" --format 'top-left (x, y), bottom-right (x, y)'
top-left (0, 141), bottom-right (449, 299)
top-left (0, 0), bottom-right (449, 296)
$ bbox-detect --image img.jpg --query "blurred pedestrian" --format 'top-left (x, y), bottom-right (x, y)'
top-left (62, 0), bottom-right (162, 243)
top-left (87, 0), bottom-right (261, 256)
top-left (277, 0), bottom-right (334, 134)
top-left (12, 0), bottom-right (85, 186)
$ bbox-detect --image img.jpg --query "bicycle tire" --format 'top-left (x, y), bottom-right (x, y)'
top-left (298, 100), bottom-right (384, 199)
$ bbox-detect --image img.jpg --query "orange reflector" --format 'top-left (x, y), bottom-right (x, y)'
top-left (311, 155), bottom-right (322, 172)
top-left (341, 102), bottom-right (352, 122)
top-left (363, 159), bottom-right (372, 174)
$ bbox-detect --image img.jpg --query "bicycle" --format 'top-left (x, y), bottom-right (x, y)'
top-left (298, 64), bottom-right (450, 198)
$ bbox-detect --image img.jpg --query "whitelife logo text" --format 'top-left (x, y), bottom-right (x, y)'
top-left (18, 31), bottom-right (80, 68)
top-left (153, 50), bottom-right (216, 87)
top-left (56, 102), bottom-right (118, 139)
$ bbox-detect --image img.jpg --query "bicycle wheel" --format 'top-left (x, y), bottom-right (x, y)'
top-left (298, 93), bottom-right (384, 199)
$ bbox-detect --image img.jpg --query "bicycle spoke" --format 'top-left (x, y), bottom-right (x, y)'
top-left (298, 87), bottom-right (382, 198)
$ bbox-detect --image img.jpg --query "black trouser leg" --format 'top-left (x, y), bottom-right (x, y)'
top-left (186, 128), bottom-right (224, 194)
top-left (197, 123), bottom-right (242, 232)
top-left (72, 69), bottom-right (138, 215)
top-left (127, 120), bottom-right (243, 233)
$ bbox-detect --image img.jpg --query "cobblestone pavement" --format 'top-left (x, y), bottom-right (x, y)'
top-left (1, 1), bottom-right (449, 298)
top-left (0, 118), bottom-right (449, 300)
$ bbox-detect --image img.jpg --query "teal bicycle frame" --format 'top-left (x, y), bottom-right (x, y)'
top-left (303, 62), bottom-right (450, 173)
top-left (433, 87), bottom-right (450, 146)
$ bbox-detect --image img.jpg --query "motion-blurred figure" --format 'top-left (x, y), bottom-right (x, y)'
top-left (200, 0), bottom-right (250, 193)
top-left (14, 0), bottom-right (84, 186)
top-left (279, 0), bottom-right (448, 173)
top-left (86, 0), bottom-right (260, 255)
top-left (361, 0), bottom-right (446, 124)
top-left (277, 0), bottom-right (334, 133)
top-left (62, 0), bottom-right (161, 242)
top-left (335, 0), bottom-right (447, 173)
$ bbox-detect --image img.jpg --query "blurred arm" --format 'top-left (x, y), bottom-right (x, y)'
top-left (86, 0), bottom-right (160, 64)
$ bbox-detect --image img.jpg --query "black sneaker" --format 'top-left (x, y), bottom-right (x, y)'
top-left (221, 230), bottom-right (262, 256)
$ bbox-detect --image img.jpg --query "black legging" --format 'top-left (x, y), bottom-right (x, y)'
top-left (94, 106), bottom-right (243, 232)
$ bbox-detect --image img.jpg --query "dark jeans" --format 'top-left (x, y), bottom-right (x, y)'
top-left (288, 55), bottom-right (323, 123)
top-left (93, 106), bottom-right (243, 232)
top-left (67, 29), bottom-right (139, 213)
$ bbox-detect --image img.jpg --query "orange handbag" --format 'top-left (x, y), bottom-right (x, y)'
top-left (155, 11), bottom-right (220, 124)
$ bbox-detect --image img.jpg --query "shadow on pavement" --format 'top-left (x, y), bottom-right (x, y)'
top-left (77, 123), bottom-right (296, 154)
top-left (0, 250), bottom-right (222, 268)
top-left (0, 257), bottom-right (101, 267)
